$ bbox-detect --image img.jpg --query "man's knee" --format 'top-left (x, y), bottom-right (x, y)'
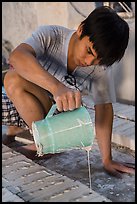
top-left (4, 70), bottom-right (23, 98)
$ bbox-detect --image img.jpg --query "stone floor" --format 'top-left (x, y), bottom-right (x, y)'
top-left (2, 144), bottom-right (112, 202)
top-left (2, 99), bottom-right (135, 202)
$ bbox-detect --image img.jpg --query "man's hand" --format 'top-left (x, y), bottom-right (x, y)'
top-left (95, 103), bottom-right (135, 178)
top-left (103, 159), bottom-right (135, 178)
top-left (53, 84), bottom-right (81, 112)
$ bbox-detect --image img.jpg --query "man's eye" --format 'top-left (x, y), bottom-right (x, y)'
top-left (87, 48), bottom-right (92, 55)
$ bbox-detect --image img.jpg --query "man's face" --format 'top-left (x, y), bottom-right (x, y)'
top-left (74, 35), bottom-right (100, 67)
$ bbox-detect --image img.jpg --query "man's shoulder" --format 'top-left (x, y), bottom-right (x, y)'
top-left (37, 25), bottom-right (72, 35)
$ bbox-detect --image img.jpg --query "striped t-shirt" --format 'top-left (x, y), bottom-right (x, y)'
top-left (24, 25), bottom-right (116, 105)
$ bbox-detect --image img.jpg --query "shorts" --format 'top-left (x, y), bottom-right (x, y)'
top-left (2, 87), bottom-right (29, 130)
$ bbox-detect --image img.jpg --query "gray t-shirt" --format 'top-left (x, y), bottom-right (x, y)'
top-left (24, 25), bottom-right (116, 105)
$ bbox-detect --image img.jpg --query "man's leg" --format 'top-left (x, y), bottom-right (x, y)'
top-left (3, 69), bottom-right (53, 158)
top-left (2, 126), bottom-right (25, 145)
top-left (4, 69), bottom-right (52, 128)
top-left (2, 86), bottom-right (30, 144)
top-left (6, 126), bottom-right (24, 135)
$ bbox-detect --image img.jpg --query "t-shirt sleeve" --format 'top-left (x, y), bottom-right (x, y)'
top-left (87, 67), bottom-right (116, 105)
top-left (23, 25), bottom-right (52, 58)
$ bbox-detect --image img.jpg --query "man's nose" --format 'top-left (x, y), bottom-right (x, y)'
top-left (85, 56), bottom-right (93, 66)
top-left (85, 56), bottom-right (99, 66)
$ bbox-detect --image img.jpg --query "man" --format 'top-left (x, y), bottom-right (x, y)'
top-left (2, 6), bottom-right (135, 177)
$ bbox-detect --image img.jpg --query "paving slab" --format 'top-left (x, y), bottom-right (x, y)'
top-left (2, 144), bottom-right (111, 202)
top-left (2, 187), bottom-right (25, 202)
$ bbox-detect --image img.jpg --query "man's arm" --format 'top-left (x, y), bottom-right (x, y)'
top-left (95, 103), bottom-right (135, 177)
top-left (9, 43), bottom-right (81, 112)
top-left (9, 43), bottom-right (59, 94)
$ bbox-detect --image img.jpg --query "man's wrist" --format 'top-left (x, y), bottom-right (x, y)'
top-left (102, 156), bottom-right (112, 165)
top-left (50, 80), bottom-right (65, 96)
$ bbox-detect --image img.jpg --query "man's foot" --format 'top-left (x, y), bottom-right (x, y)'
top-left (2, 126), bottom-right (26, 145)
top-left (14, 143), bottom-right (54, 160)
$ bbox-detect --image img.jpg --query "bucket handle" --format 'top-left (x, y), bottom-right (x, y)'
top-left (46, 104), bottom-right (85, 119)
top-left (46, 104), bottom-right (57, 118)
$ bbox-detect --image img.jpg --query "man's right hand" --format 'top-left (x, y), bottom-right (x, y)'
top-left (53, 84), bottom-right (82, 112)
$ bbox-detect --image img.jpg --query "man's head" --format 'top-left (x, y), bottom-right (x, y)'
top-left (78, 6), bottom-right (129, 67)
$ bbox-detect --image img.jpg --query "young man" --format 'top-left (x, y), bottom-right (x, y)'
top-left (2, 6), bottom-right (135, 177)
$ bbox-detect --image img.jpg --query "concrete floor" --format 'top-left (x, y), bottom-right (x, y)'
top-left (2, 100), bottom-right (135, 202)
top-left (2, 144), bottom-right (112, 202)
top-left (35, 140), bottom-right (135, 202)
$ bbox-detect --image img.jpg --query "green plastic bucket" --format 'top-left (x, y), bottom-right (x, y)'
top-left (32, 104), bottom-right (95, 156)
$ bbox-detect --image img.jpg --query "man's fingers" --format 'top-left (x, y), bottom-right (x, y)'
top-left (67, 90), bottom-right (81, 110)
top-left (75, 90), bottom-right (81, 109)
top-left (56, 97), bottom-right (63, 112)
top-left (121, 162), bottom-right (135, 169)
top-left (67, 91), bottom-right (76, 111)
top-left (110, 161), bottom-right (135, 174)
top-left (114, 163), bottom-right (135, 174)
top-left (62, 96), bottom-right (69, 111)
top-left (54, 88), bottom-right (82, 112)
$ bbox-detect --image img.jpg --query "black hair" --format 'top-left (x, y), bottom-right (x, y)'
top-left (80, 6), bottom-right (129, 67)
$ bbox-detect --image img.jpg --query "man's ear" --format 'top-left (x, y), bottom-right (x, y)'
top-left (76, 24), bottom-right (83, 37)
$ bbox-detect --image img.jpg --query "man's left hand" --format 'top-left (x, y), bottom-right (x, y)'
top-left (103, 160), bottom-right (135, 178)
